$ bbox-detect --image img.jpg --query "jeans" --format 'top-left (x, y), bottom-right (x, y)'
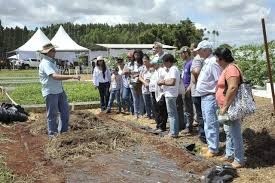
top-left (184, 91), bottom-right (194, 131)
top-left (98, 82), bottom-right (110, 111)
top-left (130, 88), bottom-right (145, 117)
top-left (155, 95), bottom-right (167, 131)
top-left (224, 120), bottom-right (244, 164)
top-left (192, 96), bottom-right (205, 139)
top-left (107, 89), bottom-right (121, 112)
top-left (143, 93), bottom-right (152, 118)
top-left (165, 97), bottom-right (179, 136)
top-left (45, 92), bottom-right (69, 136)
top-left (122, 87), bottom-right (133, 114)
top-left (177, 95), bottom-right (185, 131)
top-left (201, 94), bottom-right (219, 153)
top-left (150, 92), bottom-right (157, 118)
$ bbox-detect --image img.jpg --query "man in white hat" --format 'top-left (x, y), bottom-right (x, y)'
top-left (39, 43), bottom-right (80, 137)
top-left (195, 40), bottom-right (222, 157)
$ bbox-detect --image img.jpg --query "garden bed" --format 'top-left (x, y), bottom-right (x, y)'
top-left (3, 82), bottom-right (99, 105)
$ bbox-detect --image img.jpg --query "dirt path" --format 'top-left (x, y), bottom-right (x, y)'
top-left (0, 123), bottom-right (65, 183)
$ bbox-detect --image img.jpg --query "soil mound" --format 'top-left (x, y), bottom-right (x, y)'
top-left (46, 111), bottom-right (139, 161)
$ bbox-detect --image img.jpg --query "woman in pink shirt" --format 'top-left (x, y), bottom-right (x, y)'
top-left (215, 47), bottom-right (245, 168)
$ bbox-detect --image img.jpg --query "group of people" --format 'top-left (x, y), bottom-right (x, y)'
top-left (39, 40), bottom-right (245, 169)
top-left (92, 41), bottom-right (245, 168)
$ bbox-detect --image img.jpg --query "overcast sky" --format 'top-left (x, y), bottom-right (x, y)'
top-left (0, 0), bottom-right (274, 46)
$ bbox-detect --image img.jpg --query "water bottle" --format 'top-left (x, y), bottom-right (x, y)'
top-left (216, 109), bottom-right (231, 125)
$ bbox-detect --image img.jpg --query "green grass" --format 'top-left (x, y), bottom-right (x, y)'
top-left (0, 69), bottom-right (38, 77)
top-left (0, 77), bottom-right (38, 80)
top-left (8, 82), bottom-right (99, 105)
top-left (0, 94), bottom-right (9, 103)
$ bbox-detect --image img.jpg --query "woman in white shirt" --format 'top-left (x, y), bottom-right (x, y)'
top-left (128, 50), bottom-right (145, 119)
top-left (151, 57), bottom-right (168, 132)
top-left (158, 54), bottom-right (180, 138)
top-left (139, 54), bottom-right (153, 118)
top-left (92, 56), bottom-right (111, 112)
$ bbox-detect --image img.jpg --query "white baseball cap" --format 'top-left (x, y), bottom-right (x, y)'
top-left (194, 40), bottom-right (213, 51)
top-left (96, 56), bottom-right (104, 61)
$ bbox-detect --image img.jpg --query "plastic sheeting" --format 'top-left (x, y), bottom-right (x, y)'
top-left (0, 103), bottom-right (29, 123)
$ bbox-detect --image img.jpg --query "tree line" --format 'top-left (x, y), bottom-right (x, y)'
top-left (0, 19), bottom-right (206, 59)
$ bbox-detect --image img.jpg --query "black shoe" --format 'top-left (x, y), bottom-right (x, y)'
top-left (106, 110), bottom-right (111, 113)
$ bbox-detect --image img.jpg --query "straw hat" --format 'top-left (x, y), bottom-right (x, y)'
top-left (41, 43), bottom-right (56, 54)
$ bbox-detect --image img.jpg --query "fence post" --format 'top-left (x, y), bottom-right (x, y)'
top-left (261, 18), bottom-right (275, 113)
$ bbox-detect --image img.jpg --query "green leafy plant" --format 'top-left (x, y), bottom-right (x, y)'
top-left (231, 42), bottom-right (275, 86)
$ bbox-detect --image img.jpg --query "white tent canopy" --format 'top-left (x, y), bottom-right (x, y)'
top-left (15, 29), bottom-right (50, 51)
top-left (13, 29), bottom-right (51, 59)
top-left (51, 25), bottom-right (90, 63)
top-left (51, 26), bottom-right (89, 52)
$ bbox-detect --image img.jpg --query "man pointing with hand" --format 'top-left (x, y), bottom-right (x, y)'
top-left (39, 43), bottom-right (80, 137)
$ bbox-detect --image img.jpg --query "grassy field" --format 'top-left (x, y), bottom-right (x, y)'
top-left (0, 69), bottom-right (39, 77)
top-left (2, 82), bottom-right (99, 105)
top-left (0, 70), bottom-right (97, 105)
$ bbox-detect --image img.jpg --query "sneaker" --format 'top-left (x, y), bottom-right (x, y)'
top-left (182, 128), bottom-right (192, 134)
top-left (106, 110), bottom-right (111, 114)
top-left (220, 156), bottom-right (234, 163)
top-left (153, 128), bottom-right (164, 133)
top-left (193, 120), bottom-right (199, 127)
top-left (202, 150), bottom-right (218, 158)
top-left (231, 161), bottom-right (244, 169)
top-left (164, 133), bottom-right (178, 139)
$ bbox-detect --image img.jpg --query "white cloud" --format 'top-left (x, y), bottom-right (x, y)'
top-left (0, 0), bottom-right (274, 46)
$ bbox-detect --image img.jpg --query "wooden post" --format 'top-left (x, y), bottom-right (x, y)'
top-left (261, 18), bottom-right (275, 113)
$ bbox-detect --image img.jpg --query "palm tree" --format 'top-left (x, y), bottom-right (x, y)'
top-left (212, 30), bottom-right (220, 48)
top-left (215, 31), bottom-right (219, 47)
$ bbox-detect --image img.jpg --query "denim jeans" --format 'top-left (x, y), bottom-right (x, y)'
top-left (143, 93), bottom-right (152, 118)
top-left (107, 89), bottom-right (121, 112)
top-left (45, 92), bottom-right (69, 136)
top-left (184, 91), bottom-right (194, 130)
top-left (177, 95), bottom-right (185, 131)
top-left (122, 87), bottom-right (134, 114)
top-left (192, 96), bottom-right (205, 139)
top-left (224, 120), bottom-right (244, 164)
top-left (130, 88), bottom-right (145, 117)
top-left (165, 97), bottom-right (179, 136)
top-left (201, 94), bottom-right (219, 153)
top-left (98, 82), bottom-right (110, 111)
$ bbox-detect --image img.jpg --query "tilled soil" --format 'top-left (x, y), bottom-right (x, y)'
top-left (0, 111), bottom-right (212, 182)
top-left (0, 123), bottom-right (64, 183)
top-left (0, 97), bottom-right (274, 182)
top-left (46, 111), bottom-right (139, 162)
